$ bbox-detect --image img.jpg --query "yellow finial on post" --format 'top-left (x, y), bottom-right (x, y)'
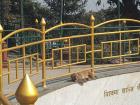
top-left (15, 74), bottom-right (39, 105)
top-left (41, 18), bottom-right (46, 26)
top-left (35, 19), bottom-right (39, 24)
top-left (90, 15), bottom-right (95, 21)
top-left (0, 24), bottom-right (3, 32)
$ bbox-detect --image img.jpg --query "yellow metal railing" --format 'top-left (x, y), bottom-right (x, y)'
top-left (52, 44), bottom-right (87, 69)
top-left (101, 38), bottom-right (139, 59)
top-left (8, 53), bottom-right (39, 84)
top-left (0, 15), bottom-right (140, 101)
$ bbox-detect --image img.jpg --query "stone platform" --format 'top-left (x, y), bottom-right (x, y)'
top-left (8, 63), bottom-right (140, 104)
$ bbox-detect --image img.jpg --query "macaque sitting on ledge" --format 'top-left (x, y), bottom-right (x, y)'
top-left (71, 70), bottom-right (96, 85)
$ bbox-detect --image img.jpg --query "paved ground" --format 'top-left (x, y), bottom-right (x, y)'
top-left (2, 62), bottom-right (140, 104)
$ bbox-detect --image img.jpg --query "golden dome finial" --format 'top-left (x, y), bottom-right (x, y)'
top-left (35, 19), bottom-right (39, 24)
top-left (15, 74), bottom-right (39, 105)
top-left (41, 17), bottom-right (46, 26)
top-left (90, 15), bottom-right (95, 21)
top-left (0, 24), bottom-right (3, 32)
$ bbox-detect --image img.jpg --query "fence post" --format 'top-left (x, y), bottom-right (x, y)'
top-left (41, 18), bottom-right (47, 88)
top-left (90, 15), bottom-right (95, 71)
top-left (0, 24), bottom-right (3, 94)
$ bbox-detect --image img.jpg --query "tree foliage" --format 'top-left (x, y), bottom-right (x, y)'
top-left (1, 0), bottom-right (49, 28)
top-left (44, 0), bottom-right (87, 25)
top-left (0, 0), bottom-right (12, 21)
top-left (1, 0), bottom-right (88, 28)
top-left (97, 0), bottom-right (140, 19)
top-left (23, 0), bottom-right (49, 26)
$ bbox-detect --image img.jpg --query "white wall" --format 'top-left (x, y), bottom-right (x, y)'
top-left (36, 72), bottom-right (140, 105)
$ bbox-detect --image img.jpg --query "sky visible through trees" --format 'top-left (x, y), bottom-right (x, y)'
top-left (37, 0), bottom-right (110, 12)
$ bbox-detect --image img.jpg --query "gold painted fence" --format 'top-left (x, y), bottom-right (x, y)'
top-left (0, 15), bottom-right (140, 98)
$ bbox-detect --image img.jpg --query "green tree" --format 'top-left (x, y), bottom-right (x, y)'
top-left (11, 0), bottom-right (49, 27)
top-left (97, 0), bottom-right (140, 19)
top-left (0, 0), bottom-right (11, 19)
top-left (44, 0), bottom-right (87, 25)
top-left (0, 0), bottom-right (14, 24)
top-left (0, 0), bottom-right (49, 28)
top-left (23, 0), bottom-right (49, 26)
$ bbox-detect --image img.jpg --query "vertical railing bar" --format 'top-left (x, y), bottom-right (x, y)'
top-left (77, 47), bottom-right (79, 62)
top-left (101, 43), bottom-right (103, 59)
top-left (36, 54), bottom-right (39, 72)
top-left (138, 39), bottom-right (139, 53)
top-left (8, 61), bottom-right (10, 84)
top-left (129, 39), bottom-right (131, 54)
top-left (119, 33), bottom-right (122, 63)
top-left (15, 60), bottom-right (18, 79)
top-left (60, 49), bottom-right (63, 65)
top-left (52, 50), bottom-right (54, 69)
top-left (111, 42), bottom-right (113, 57)
top-left (84, 45), bottom-right (86, 61)
top-left (23, 47), bottom-right (26, 77)
top-left (30, 56), bottom-right (32, 74)
top-left (68, 38), bottom-right (71, 73)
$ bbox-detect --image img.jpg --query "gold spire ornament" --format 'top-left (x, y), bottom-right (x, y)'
top-left (41, 18), bottom-right (46, 26)
top-left (90, 15), bottom-right (95, 21)
top-left (15, 74), bottom-right (39, 105)
top-left (0, 24), bottom-right (3, 32)
top-left (35, 19), bottom-right (39, 24)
